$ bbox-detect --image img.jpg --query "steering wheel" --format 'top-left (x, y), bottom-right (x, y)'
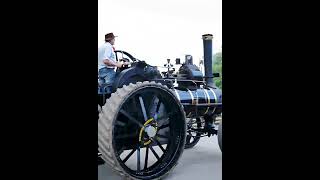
top-left (114, 50), bottom-right (138, 72)
top-left (114, 50), bottom-right (137, 63)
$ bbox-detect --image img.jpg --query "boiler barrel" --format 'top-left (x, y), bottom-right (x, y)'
top-left (171, 88), bottom-right (222, 117)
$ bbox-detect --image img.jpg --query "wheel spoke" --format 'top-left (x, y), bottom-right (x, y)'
top-left (158, 123), bottom-right (169, 130)
top-left (155, 99), bottom-right (162, 113)
top-left (131, 97), bottom-right (144, 122)
top-left (139, 96), bottom-right (148, 121)
top-left (149, 146), bottom-right (160, 160)
top-left (156, 117), bottom-right (169, 122)
top-left (152, 138), bottom-right (166, 153)
top-left (156, 111), bottom-right (175, 122)
top-left (151, 93), bottom-right (161, 113)
top-left (148, 94), bottom-right (160, 118)
top-left (156, 134), bottom-right (169, 139)
top-left (144, 147), bottom-right (149, 170)
top-left (115, 120), bottom-right (126, 127)
top-left (186, 136), bottom-right (191, 144)
top-left (122, 149), bottom-right (136, 163)
top-left (137, 147), bottom-right (141, 171)
top-left (131, 96), bottom-right (139, 113)
top-left (115, 133), bottom-right (137, 139)
top-left (119, 109), bottom-right (143, 128)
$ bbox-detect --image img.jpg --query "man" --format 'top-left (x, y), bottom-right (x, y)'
top-left (98, 33), bottom-right (129, 85)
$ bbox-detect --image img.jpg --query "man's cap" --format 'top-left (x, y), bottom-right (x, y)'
top-left (105, 33), bottom-right (117, 41)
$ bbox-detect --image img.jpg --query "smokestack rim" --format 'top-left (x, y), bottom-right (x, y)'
top-left (202, 34), bottom-right (213, 40)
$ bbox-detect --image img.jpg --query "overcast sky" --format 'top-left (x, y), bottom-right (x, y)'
top-left (98, 0), bottom-right (222, 66)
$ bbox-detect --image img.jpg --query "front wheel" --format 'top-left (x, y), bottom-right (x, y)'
top-left (185, 118), bottom-right (202, 149)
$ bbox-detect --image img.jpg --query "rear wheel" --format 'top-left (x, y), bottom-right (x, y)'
top-left (218, 120), bottom-right (222, 151)
top-left (98, 81), bottom-right (186, 180)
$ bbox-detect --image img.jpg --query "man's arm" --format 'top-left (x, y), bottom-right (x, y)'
top-left (103, 59), bottom-right (124, 68)
top-left (102, 45), bottom-right (127, 68)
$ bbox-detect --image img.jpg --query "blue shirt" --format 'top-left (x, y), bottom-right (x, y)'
top-left (98, 42), bottom-right (116, 70)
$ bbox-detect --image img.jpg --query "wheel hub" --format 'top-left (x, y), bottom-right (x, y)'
top-left (139, 118), bottom-right (158, 145)
top-left (145, 125), bottom-right (157, 138)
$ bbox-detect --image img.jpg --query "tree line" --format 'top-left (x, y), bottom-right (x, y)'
top-left (213, 52), bottom-right (222, 89)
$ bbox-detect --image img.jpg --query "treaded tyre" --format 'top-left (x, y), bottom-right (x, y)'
top-left (218, 119), bottom-right (222, 151)
top-left (98, 81), bottom-right (187, 180)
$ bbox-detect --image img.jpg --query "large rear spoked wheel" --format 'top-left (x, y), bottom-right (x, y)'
top-left (98, 81), bottom-right (186, 180)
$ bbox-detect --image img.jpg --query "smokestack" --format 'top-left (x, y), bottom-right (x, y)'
top-left (185, 55), bottom-right (193, 65)
top-left (202, 34), bottom-right (214, 87)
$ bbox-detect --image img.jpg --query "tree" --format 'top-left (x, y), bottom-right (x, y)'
top-left (213, 52), bottom-right (222, 65)
top-left (213, 52), bottom-right (222, 89)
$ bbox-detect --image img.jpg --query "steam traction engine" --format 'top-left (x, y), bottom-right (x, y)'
top-left (98, 34), bottom-right (222, 180)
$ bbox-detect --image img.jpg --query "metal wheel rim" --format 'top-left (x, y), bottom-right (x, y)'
top-left (112, 86), bottom-right (185, 178)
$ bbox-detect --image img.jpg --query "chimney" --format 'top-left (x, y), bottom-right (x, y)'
top-left (202, 34), bottom-right (214, 87)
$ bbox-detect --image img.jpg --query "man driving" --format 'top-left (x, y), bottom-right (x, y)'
top-left (98, 33), bottom-right (129, 85)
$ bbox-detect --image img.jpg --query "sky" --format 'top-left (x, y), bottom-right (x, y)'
top-left (98, 0), bottom-right (222, 66)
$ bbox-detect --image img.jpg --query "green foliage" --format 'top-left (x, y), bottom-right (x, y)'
top-left (213, 52), bottom-right (222, 89)
top-left (213, 52), bottom-right (222, 65)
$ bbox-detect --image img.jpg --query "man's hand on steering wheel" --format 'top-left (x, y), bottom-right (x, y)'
top-left (119, 58), bottom-right (131, 66)
top-left (113, 51), bottom-right (136, 72)
top-left (115, 59), bottom-right (132, 73)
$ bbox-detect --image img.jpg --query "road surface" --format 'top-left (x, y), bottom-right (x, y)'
top-left (98, 136), bottom-right (222, 180)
